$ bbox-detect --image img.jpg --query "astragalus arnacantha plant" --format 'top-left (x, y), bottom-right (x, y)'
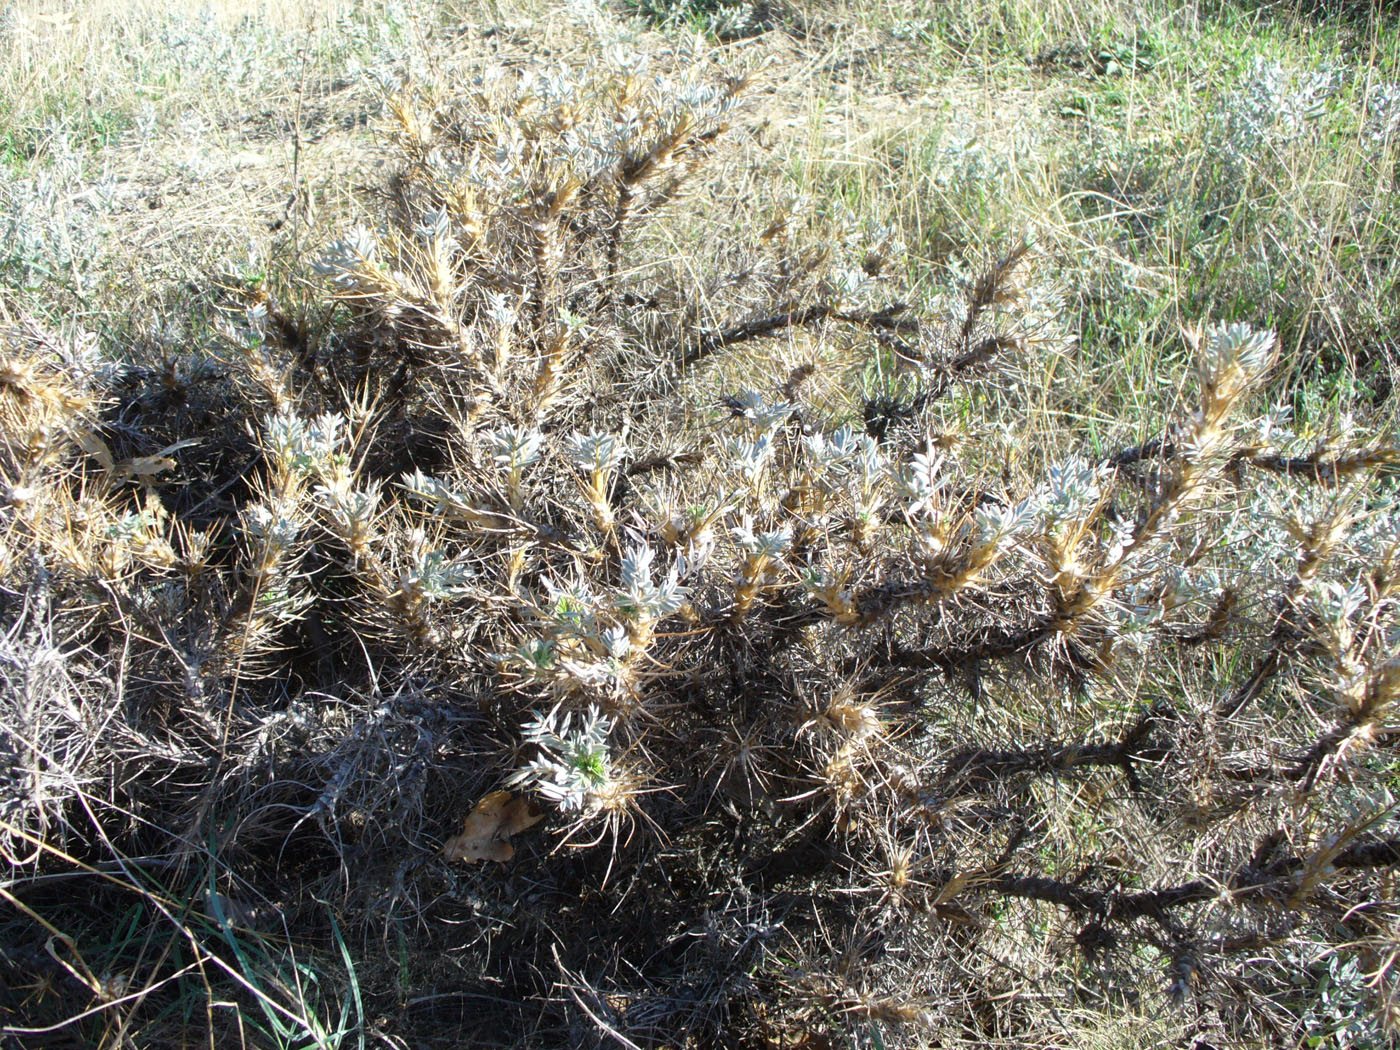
top-left (2, 46), bottom-right (1399, 1050)
top-left (508, 704), bottom-right (617, 813)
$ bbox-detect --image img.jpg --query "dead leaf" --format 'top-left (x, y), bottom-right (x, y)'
top-left (442, 790), bottom-right (544, 864)
top-left (931, 869), bottom-right (970, 906)
top-left (72, 428), bottom-right (116, 472)
top-left (123, 455), bottom-right (177, 478)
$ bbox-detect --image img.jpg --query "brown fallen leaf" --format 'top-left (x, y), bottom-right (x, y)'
top-left (71, 427), bottom-right (116, 472)
top-left (122, 455), bottom-right (177, 478)
top-left (442, 790), bottom-right (544, 864)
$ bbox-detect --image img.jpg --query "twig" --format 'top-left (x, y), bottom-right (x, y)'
top-left (684, 303), bottom-right (914, 367)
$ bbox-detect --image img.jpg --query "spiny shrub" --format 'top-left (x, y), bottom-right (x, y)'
top-left (2, 46), bottom-right (1399, 1049)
